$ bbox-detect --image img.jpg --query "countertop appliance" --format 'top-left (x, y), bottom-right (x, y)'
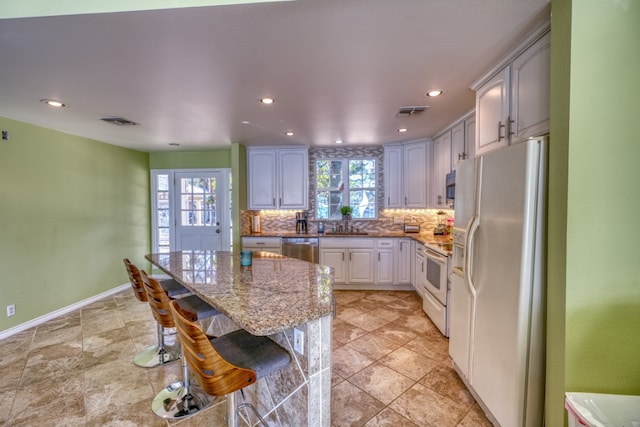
top-left (446, 170), bottom-right (456, 207)
top-left (295, 211), bottom-right (308, 234)
top-left (281, 237), bottom-right (318, 263)
top-left (448, 138), bottom-right (546, 427)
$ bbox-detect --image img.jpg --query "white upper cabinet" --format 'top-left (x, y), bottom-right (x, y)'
top-left (473, 25), bottom-right (550, 156)
top-left (403, 141), bottom-right (428, 208)
top-left (384, 140), bottom-right (428, 209)
top-left (383, 145), bottom-right (404, 208)
top-left (510, 31), bottom-right (551, 141)
top-left (431, 131), bottom-right (452, 208)
top-left (475, 67), bottom-right (511, 155)
top-left (247, 147), bottom-right (308, 210)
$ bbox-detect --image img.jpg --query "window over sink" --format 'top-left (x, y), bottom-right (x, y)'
top-left (315, 158), bottom-right (377, 220)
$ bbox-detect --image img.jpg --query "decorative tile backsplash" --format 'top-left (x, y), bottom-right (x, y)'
top-left (241, 146), bottom-right (454, 236)
top-left (241, 208), bottom-right (454, 235)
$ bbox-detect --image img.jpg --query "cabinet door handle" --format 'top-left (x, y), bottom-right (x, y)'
top-left (498, 121), bottom-right (505, 141)
top-left (388, 196), bottom-right (390, 205)
top-left (349, 253), bottom-right (352, 261)
top-left (272, 198), bottom-right (276, 206)
top-left (342, 253), bottom-right (345, 261)
top-left (378, 253), bottom-right (381, 261)
top-left (279, 197), bottom-right (282, 206)
top-left (437, 195), bottom-right (442, 205)
top-left (404, 196), bottom-right (408, 205)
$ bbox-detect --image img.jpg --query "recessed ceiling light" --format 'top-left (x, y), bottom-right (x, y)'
top-left (241, 120), bottom-right (251, 125)
top-left (397, 128), bottom-right (408, 133)
top-left (425, 90), bottom-right (443, 97)
top-left (335, 139), bottom-right (343, 144)
top-left (40, 98), bottom-right (66, 107)
top-left (286, 131), bottom-right (295, 136)
top-left (259, 97), bottom-right (275, 104)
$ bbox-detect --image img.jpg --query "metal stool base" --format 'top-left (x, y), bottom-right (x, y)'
top-left (152, 381), bottom-right (213, 420)
top-left (133, 344), bottom-right (180, 368)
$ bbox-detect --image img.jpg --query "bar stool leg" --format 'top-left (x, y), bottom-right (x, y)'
top-left (134, 323), bottom-right (180, 368)
top-left (151, 348), bottom-right (212, 420)
top-left (226, 391), bottom-right (238, 427)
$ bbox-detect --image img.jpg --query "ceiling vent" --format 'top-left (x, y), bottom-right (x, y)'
top-left (100, 116), bottom-right (139, 126)
top-left (396, 106), bottom-right (429, 117)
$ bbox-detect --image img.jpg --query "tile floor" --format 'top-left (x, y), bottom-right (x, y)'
top-left (0, 288), bottom-right (491, 426)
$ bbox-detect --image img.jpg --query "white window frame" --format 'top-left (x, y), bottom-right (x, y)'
top-left (315, 157), bottom-right (377, 220)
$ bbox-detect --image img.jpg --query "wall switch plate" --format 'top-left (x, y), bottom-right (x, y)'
top-left (6, 304), bottom-right (15, 317)
top-left (293, 328), bottom-right (304, 355)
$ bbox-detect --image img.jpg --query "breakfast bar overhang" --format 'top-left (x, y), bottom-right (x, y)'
top-left (146, 250), bottom-right (334, 427)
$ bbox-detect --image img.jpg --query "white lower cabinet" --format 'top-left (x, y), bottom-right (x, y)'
top-left (320, 237), bottom-right (413, 289)
top-left (319, 248), bottom-right (348, 283)
top-left (348, 248), bottom-right (375, 284)
top-left (375, 239), bottom-right (395, 285)
top-left (397, 239), bottom-right (413, 285)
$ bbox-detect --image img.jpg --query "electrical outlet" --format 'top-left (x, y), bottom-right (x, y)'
top-left (7, 304), bottom-right (15, 317)
top-left (293, 328), bottom-right (304, 355)
top-left (394, 217), bottom-right (405, 224)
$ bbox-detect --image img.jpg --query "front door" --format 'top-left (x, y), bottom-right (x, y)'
top-left (174, 171), bottom-right (229, 251)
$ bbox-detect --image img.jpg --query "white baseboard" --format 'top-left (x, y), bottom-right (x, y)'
top-left (0, 283), bottom-right (130, 340)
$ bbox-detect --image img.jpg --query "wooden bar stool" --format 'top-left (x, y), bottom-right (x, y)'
top-left (140, 270), bottom-right (220, 420)
top-left (123, 258), bottom-right (192, 368)
top-left (170, 299), bottom-right (291, 427)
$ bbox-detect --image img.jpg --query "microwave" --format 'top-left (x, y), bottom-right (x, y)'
top-left (446, 171), bottom-right (455, 206)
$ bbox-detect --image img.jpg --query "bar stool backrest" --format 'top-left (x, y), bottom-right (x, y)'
top-left (123, 258), bottom-right (148, 303)
top-left (141, 270), bottom-right (175, 329)
top-left (170, 300), bottom-right (257, 396)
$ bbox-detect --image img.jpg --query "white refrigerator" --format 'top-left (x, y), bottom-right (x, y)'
top-left (449, 139), bottom-right (546, 427)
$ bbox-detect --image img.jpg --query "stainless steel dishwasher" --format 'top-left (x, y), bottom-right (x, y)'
top-left (281, 237), bottom-right (319, 263)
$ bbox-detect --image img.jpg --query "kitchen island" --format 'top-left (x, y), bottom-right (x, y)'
top-left (146, 250), bottom-right (333, 427)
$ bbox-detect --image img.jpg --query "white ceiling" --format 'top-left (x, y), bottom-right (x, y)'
top-left (0, 0), bottom-right (550, 152)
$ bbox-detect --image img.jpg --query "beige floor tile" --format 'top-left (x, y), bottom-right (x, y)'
top-left (346, 333), bottom-right (399, 361)
top-left (332, 345), bottom-right (375, 379)
top-left (419, 363), bottom-right (476, 407)
top-left (369, 322), bottom-right (417, 346)
top-left (457, 403), bottom-right (494, 427)
top-left (343, 312), bottom-right (391, 332)
top-left (348, 363), bottom-right (415, 405)
top-left (331, 380), bottom-right (385, 427)
top-left (9, 371), bottom-right (85, 425)
top-left (378, 347), bottom-right (439, 381)
top-left (363, 407), bottom-right (419, 427)
top-left (389, 383), bottom-right (468, 427)
top-left (333, 319), bottom-right (369, 345)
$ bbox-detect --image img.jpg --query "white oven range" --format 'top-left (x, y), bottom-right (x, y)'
top-left (420, 243), bottom-right (451, 337)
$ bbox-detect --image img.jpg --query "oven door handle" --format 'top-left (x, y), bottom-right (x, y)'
top-left (424, 248), bottom-right (446, 263)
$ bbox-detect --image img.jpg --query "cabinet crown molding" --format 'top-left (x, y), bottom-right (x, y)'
top-left (470, 18), bottom-right (550, 91)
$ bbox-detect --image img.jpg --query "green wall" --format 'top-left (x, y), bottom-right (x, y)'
top-left (0, 117), bottom-right (150, 333)
top-left (149, 149), bottom-right (231, 169)
top-left (547, 0), bottom-right (640, 424)
top-left (0, 0), bottom-right (287, 19)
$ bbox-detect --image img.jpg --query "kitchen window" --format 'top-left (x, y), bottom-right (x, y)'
top-left (315, 158), bottom-right (377, 220)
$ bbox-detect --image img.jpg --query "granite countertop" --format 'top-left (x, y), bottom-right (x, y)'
top-left (146, 251), bottom-right (333, 335)
top-left (243, 231), bottom-right (453, 253)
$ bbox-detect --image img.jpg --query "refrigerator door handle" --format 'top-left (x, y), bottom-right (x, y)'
top-left (465, 215), bottom-right (480, 299)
